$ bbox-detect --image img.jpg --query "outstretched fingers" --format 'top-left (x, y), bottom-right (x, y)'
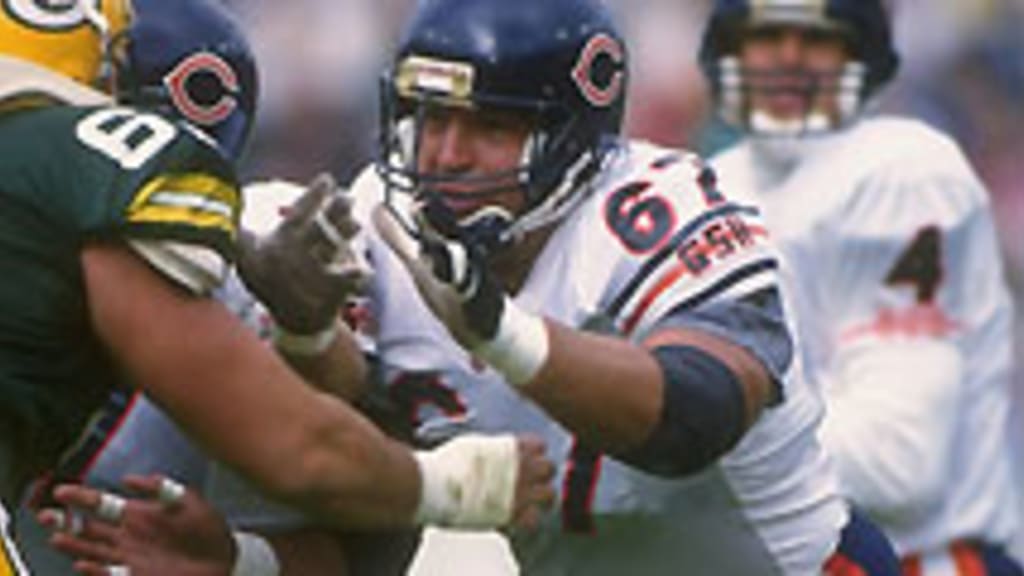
top-left (39, 507), bottom-right (123, 566)
top-left (283, 172), bottom-right (337, 231)
top-left (511, 435), bottom-right (556, 530)
top-left (120, 474), bottom-right (188, 509)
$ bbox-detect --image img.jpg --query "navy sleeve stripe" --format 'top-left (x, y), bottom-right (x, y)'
top-left (620, 258), bottom-right (779, 336)
top-left (660, 258), bottom-right (779, 316)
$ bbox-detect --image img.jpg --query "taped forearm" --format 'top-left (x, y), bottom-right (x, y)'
top-left (413, 435), bottom-right (519, 528)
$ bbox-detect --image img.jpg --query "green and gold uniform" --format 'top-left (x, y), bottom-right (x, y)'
top-left (0, 98), bottom-right (241, 500)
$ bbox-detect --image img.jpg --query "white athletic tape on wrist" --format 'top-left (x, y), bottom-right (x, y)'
top-left (413, 434), bottom-right (518, 529)
top-left (271, 323), bottom-right (339, 356)
top-left (475, 301), bottom-right (549, 387)
top-left (231, 531), bottom-right (280, 576)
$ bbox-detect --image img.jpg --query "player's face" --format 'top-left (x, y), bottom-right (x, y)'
top-left (416, 104), bottom-right (533, 219)
top-left (738, 24), bottom-right (849, 126)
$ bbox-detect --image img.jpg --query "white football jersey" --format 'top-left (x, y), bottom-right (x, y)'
top-left (712, 116), bottom-right (1020, 557)
top-left (351, 140), bottom-right (846, 575)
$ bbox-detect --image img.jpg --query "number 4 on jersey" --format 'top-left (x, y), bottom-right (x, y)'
top-left (885, 225), bottom-right (942, 303)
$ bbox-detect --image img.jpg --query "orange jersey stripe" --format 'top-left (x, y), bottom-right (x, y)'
top-left (951, 542), bottom-right (986, 576)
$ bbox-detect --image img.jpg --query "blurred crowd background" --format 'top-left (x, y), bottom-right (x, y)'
top-left (221, 0), bottom-right (1024, 548)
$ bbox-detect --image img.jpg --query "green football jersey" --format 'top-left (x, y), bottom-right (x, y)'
top-left (0, 103), bottom-right (242, 473)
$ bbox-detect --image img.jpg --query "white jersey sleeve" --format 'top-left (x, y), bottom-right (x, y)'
top-left (818, 338), bottom-right (963, 521)
top-left (127, 240), bottom-right (228, 296)
top-left (594, 150), bottom-right (779, 337)
top-left (570, 145), bottom-right (793, 391)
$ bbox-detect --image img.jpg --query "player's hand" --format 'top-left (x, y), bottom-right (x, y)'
top-left (237, 173), bottom-right (371, 334)
top-left (373, 204), bottom-right (548, 387)
top-left (413, 434), bottom-right (555, 530)
top-left (38, 475), bottom-right (233, 576)
top-left (509, 436), bottom-right (557, 530)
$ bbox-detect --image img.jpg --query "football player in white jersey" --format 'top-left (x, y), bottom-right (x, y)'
top-left (359, 0), bottom-right (896, 572)
top-left (43, 0), bottom-right (905, 574)
top-left (699, 0), bottom-right (1022, 573)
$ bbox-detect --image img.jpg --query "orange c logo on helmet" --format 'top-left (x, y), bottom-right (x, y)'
top-left (571, 33), bottom-right (625, 108)
top-left (163, 51), bottom-right (240, 127)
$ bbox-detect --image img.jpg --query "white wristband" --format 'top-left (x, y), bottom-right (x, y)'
top-left (231, 531), bottom-right (280, 576)
top-left (475, 301), bottom-right (549, 387)
top-left (413, 434), bottom-right (519, 529)
top-left (271, 322), bottom-right (339, 356)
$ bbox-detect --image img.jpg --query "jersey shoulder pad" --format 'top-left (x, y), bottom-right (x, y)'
top-left (845, 117), bottom-right (975, 179)
top-left (70, 105), bottom-right (241, 285)
top-left (834, 118), bottom-right (987, 237)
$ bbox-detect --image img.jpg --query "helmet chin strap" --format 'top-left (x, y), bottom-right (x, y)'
top-left (460, 205), bottom-right (516, 248)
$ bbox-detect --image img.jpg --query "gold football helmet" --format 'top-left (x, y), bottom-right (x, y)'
top-left (0, 0), bottom-right (131, 90)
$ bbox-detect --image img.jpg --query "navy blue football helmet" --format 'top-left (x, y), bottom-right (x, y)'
top-left (112, 0), bottom-right (258, 160)
top-left (377, 0), bottom-right (627, 254)
top-left (699, 0), bottom-right (899, 135)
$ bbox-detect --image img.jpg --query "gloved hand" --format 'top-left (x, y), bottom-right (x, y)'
top-left (237, 173), bottom-right (371, 336)
top-left (372, 203), bottom-right (548, 387)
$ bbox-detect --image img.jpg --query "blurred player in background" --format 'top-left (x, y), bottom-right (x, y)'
top-left (699, 0), bottom-right (1022, 573)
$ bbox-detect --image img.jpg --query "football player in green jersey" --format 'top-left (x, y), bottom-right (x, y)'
top-left (13, 1), bottom-right (404, 574)
top-left (0, 2), bottom-right (554, 574)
